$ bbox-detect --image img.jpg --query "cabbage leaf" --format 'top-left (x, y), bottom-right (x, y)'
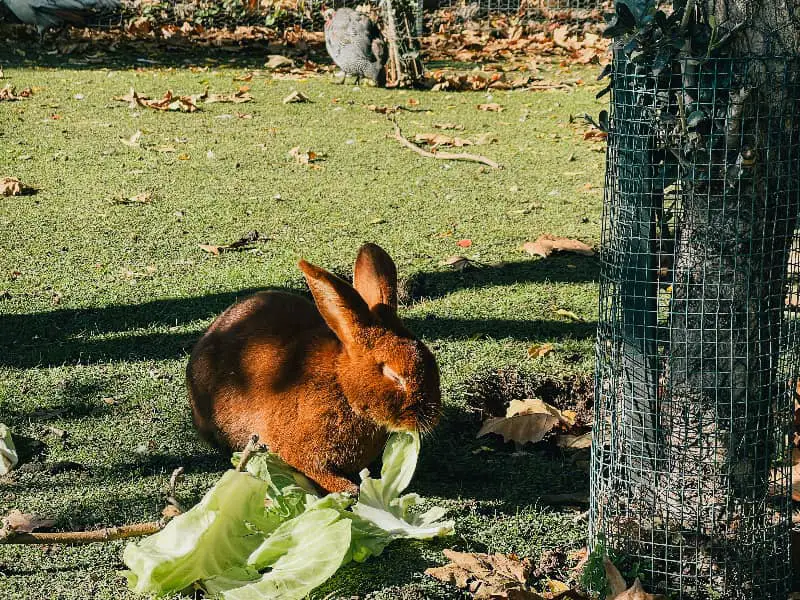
top-left (353, 431), bottom-right (455, 540)
top-left (123, 431), bottom-right (452, 599)
top-left (122, 471), bottom-right (273, 595)
top-left (0, 423), bottom-right (18, 475)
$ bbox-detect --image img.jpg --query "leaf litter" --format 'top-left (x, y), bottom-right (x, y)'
top-left (115, 87), bottom-right (253, 112)
top-left (477, 398), bottom-right (575, 446)
top-left (199, 231), bottom-right (267, 256)
top-left (0, 85), bottom-right (33, 101)
top-left (426, 549), bottom-right (589, 600)
top-left (523, 235), bottom-right (595, 258)
top-left (0, 177), bottom-right (30, 197)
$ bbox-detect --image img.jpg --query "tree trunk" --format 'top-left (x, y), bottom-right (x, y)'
top-left (661, 0), bottom-right (800, 595)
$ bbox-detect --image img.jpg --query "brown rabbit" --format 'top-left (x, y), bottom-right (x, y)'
top-left (187, 243), bottom-right (441, 494)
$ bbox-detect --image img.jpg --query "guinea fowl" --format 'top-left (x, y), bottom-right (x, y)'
top-left (324, 7), bottom-right (388, 87)
top-left (2, 0), bottom-right (121, 39)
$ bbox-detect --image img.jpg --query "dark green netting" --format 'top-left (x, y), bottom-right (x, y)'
top-left (590, 1), bottom-right (800, 597)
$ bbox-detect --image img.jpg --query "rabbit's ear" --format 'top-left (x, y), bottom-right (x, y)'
top-left (299, 259), bottom-right (372, 347)
top-left (353, 243), bottom-right (398, 314)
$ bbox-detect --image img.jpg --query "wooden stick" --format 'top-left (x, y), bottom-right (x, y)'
top-left (1, 464), bottom-right (188, 545)
top-left (0, 521), bottom-right (166, 545)
top-left (389, 119), bottom-right (501, 169)
top-left (236, 434), bottom-right (260, 472)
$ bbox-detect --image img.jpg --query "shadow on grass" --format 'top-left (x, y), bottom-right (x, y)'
top-left (412, 405), bottom-right (589, 511)
top-left (0, 24), bottom-right (328, 70)
top-left (401, 256), bottom-right (598, 305)
top-left (1, 259), bottom-right (598, 368)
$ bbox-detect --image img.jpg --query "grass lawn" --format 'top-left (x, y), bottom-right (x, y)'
top-left (0, 36), bottom-right (606, 599)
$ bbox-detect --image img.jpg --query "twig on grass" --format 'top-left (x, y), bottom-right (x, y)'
top-left (388, 117), bottom-right (502, 169)
top-left (0, 521), bottom-right (168, 545)
top-left (0, 466), bottom-right (188, 545)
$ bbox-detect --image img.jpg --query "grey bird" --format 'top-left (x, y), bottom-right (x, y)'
top-left (2, 0), bottom-right (121, 39)
top-left (323, 7), bottom-right (388, 87)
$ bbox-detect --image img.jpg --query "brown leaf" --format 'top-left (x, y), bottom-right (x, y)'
top-left (288, 146), bottom-right (322, 165)
top-left (282, 91), bottom-right (310, 104)
top-left (791, 447), bottom-right (800, 502)
top-left (583, 129), bottom-right (608, 142)
top-left (2, 510), bottom-right (56, 533)
top-left (605, 557), bottom-right (666, 600)
top-left (199, 244), bottom-right (221, 256)
top-left (554, 308), bottom-right (585, 322)
top-left (523, 235), bottom-right (595, 258)
top-left (415, 133), bottom-right (473, 148)
top-left (366, 104), bottom-right (400, 115)
top-left (0, 85), bottom-right (33, 101)
top-left (115, 88), bottom-right (199, 112)
top-left (425, 549), bottom-right (542, 600)
top-left (199, 231), bottom-right (264, 256)
top-left (433, 122), bottom-right (465, 130)
top-left (477, 399), bottom-right (574, 445)
top-left (527, 343), bottom-right (554, 359)
top-left (114, 192), bottom-right (152, 205)
top-left (478, 103), bottom-right (504, 112)
top-left (203, 89), bottom-right (254, 104)
top-left (0, 177), bottom-right (26, 197)
top-left (552, 25), bottom-right (582, 52)
top-left (441, 256), bottom-right (472, 271)
top-left (265, 55), bottom-right (294, 70)
top-left (555, 433), bottom-right (592, 449)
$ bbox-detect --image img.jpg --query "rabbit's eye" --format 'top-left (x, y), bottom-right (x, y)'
top-left (381, 364), bottom-right (407, 391)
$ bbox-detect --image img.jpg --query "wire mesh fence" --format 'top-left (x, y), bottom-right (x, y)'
top-left (590, 46), bottom-right (800, 599)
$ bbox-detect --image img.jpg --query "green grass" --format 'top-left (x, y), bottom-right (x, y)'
top-left (0, 39), bottom-right (605, 599)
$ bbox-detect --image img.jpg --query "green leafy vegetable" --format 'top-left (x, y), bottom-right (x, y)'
top-left (353, 431), bottom-right (455, 540)
top-left (0, 423), bottom-right (18, 475)
top-left (123, 431), bottom-right (453, 599)
top-left (122, 471), bottom-right (274, 595)
top-left (222, 519), bottom-right (351, 600)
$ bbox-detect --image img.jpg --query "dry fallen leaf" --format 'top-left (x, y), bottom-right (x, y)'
top-left (203, 89), bottom-right (253, 104)
top-left (527, 342), bottom-right (554, 359)
top-left (114, 88), bottom-right (199, 113)
top-left (554, 308), bottom-right (585, 322)
top-left (425, 549), bottom-right (542, 600)
top-left (477, 398), bottom-right (574, 445)
top-left (583, 129), bottom-right (608, 142)
top-left (457, 239), bottom-right (473, 248)
top-left (523, 235), bottom-right (595, 258)
top-left (478, 103), bottom-right (504, 112)
top-left (2, 510), bottom-right (56, 533)
top-left (120, 130), bottom-right (143, 147)
top-left (0, 85), bottom-right (33, 101)
top-left (433, 122), bottom-right (465, 130)
top-left (0, 177), bottom-right (26, 197)
top-left (288, 146), bottom-right (322, 165)
top-left (265, 55), bottom-right (294, 70)
top-left (199, 231), bottom-right (265, 256)
top-left (283, 91), bottom-right (310, 104)
top-left (114, 192), bottom-right (152, 205)
top-left (441, 255), bottom-right (473, 271)
top-left (366, 104), bottom-right (401, 115)
top-left (791, 447), bottom-right (800, 502)
top-left (605, 557), bottom-right (666, 600)
top-left (415, 133), bottom-right (473, 148)
top-left (555, 433), bottom-right (592, 449)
